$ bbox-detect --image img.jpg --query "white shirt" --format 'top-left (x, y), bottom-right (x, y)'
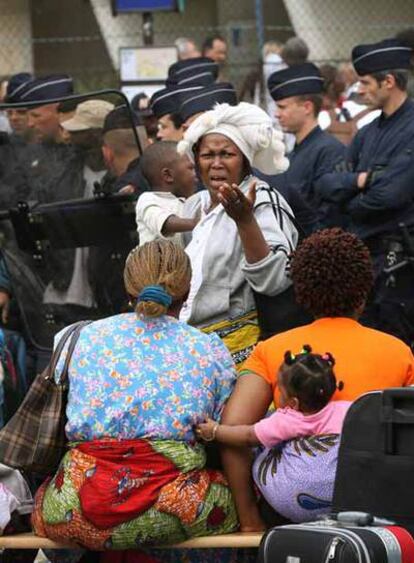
top-left (136, 191), bottom-right (185, 246)
top-left (180, 191), bottom-right (219, 322)
top-left (318, 104), bottom-right (381, 131)
top-left (343, 101), bottom-right (381, 129)
top-left (0, 112), bottom-right (11, 134)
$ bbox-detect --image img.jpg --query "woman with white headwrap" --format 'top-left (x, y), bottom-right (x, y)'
top-left (177, 102), bottom-right (297, 346)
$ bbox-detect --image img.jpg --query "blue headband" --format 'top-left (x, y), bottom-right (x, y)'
top-left (137, 285), bottom-right (172, 308)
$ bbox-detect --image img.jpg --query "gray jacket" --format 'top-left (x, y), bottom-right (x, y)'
top-left (182, 177), bottom-right (298, 327)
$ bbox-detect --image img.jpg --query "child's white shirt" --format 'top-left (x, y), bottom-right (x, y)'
top-left (136, 191), bottom-right (185, 246)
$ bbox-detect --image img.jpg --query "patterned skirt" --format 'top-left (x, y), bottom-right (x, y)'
top-left (202, 310), bottom-right (260, 370)
top-left (32, 439), bottom-right (238, 550)
top-left (252, 434), bottom-right (341, 523)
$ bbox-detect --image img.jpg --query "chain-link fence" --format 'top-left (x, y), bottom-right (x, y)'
top-left (1, 0), bottom-right (414, 94)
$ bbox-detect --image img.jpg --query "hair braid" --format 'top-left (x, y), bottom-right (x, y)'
top-left (124, 241), bottom-right (191, 318)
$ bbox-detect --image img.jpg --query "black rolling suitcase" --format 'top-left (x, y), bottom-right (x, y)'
top-left (258, 512), bottom-right (414, 562)
top-left (332, 388), bottom-right (414, 531)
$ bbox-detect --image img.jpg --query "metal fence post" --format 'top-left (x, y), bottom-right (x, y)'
top-left (255, 0), bottom-right (265, 55)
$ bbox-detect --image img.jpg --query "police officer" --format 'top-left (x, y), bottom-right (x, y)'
top-left (17, 74), bottom-right (82, 204)
top-left (0, 77), bottom-right (88, 337)
top-left (318, 38), bottom-right (414, 346)
top-left (265, 62), bottom-right (346, 234)
top-left (150, 85), bottom-right (199, 142)
top-left (150, 57), bottom-right (219, 142)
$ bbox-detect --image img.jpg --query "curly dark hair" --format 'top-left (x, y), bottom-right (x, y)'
top-left (290, 228), bottom-right (374, 318)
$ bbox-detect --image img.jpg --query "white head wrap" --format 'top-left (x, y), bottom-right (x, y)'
top-left (177, 101), bottom-right (289, 175)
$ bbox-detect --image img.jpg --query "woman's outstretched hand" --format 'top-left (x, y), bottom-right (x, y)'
top-left (217, 181), bottom-right (257, 224)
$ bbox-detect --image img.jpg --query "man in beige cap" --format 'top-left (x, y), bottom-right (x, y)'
top-left (43, 98), bottom-right (114, 321)
top-left (61, 99), bottom-right (115, 133)
top-left (60, 99), bottom-right (114, 186)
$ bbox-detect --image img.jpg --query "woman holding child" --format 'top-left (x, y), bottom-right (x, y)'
top-left (177, 102), bottom-right (298, 364)
top-left (215, 228), bottom-right (414, 532)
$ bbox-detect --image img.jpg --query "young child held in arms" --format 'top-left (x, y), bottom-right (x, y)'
top-left (136, 141), bottom-right (197, 246)
top-left (197, 345), bottom-right (352, 522)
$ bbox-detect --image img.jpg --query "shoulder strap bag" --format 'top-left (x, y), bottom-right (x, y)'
top-left (0, 320), bottom-right (91, 475)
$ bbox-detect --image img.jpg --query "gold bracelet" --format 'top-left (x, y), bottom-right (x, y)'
top-left (204, 423), bottom-right (219, 442)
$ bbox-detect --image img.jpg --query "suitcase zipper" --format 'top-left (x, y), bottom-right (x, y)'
top-left (325, 536), bottom-right (345, 562)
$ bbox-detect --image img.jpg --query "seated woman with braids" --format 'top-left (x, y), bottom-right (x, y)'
top-left (32, 240), bottom-right (239, 553)
top-left (219, 228), bottom-right (414, 531)
top-left (197, 346), bottom-right (351, 522)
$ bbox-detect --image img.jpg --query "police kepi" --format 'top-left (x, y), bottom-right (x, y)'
top-left (264, 63), bottom-right (345, 234)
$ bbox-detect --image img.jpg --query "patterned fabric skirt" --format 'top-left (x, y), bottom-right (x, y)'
top-left (252, 434), bottom-right (340, 523)
top-left (202, 310), bottom-right (260, 370)
top-left (32, 439), bottom-right (238, 550)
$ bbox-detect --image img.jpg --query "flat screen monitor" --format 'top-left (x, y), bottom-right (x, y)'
top-left (113, 0), bottom-right (177, 12)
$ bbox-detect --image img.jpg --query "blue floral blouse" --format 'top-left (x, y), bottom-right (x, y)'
top-left (54, 313), bottom-right (236, 442)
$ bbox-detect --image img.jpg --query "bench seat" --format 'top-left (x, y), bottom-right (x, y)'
top-left (0, 532), bottom-right (264, 550)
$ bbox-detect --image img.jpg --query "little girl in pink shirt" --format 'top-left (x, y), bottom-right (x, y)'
top-left (196, 345), bottom-right (351, 522)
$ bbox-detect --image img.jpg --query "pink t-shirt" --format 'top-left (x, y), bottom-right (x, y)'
top-left (254, 400), bottom-right (351, 448)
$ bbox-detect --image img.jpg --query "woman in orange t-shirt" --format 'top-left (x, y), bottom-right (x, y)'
top-left (220, 228), bottom-right (414, 533)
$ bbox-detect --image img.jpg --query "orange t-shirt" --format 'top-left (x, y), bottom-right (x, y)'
top-left (243, 317), bottom-right (414, 406)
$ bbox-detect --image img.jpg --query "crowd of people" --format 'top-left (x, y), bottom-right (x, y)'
top-left (0, 28), bottom-right (414, 563)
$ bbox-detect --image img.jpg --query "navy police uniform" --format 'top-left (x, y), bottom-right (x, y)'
top-left (265, 63), bottom-right (346, 234)
top-left (318, 97), bottom-right (414, 241)
top-left (318, 39), bottom-right (414, 347)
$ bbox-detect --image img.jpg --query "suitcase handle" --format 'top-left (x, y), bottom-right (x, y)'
top-left (382, 389), bottom-right (414, 454)
top-left (336, 511), bottom-right (373, 525)
top-left (336, 511), bottom-right (396, 526)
